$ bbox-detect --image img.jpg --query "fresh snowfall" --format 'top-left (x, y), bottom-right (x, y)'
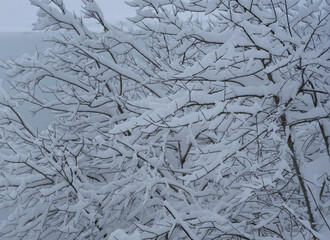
top-left (0, 0), bottom-right (329, 240)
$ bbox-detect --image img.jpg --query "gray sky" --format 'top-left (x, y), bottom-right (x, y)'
top-left (0, 0), bottom-right (135, 32)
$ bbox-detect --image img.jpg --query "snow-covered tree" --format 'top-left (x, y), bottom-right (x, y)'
top-left (0, 0), bottom-right (329, 239)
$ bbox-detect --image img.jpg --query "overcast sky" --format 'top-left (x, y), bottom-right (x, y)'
top-left (0, 0), bottom-right (135, 32)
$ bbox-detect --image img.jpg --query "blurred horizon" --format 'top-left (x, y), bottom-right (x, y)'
top-left (0, 32), bottom-right (54, 132)
top-left (0, 1), bottom-right (136, 132)
top-left (0, 0), bottom-right (134, 32)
